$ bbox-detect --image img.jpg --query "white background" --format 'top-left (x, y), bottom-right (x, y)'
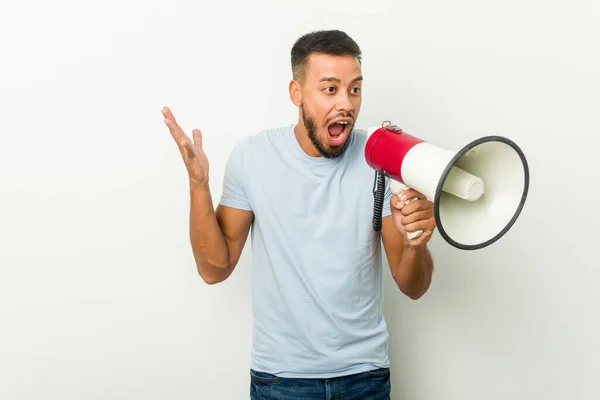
top-left (1, 0), bottom-right (599, 399)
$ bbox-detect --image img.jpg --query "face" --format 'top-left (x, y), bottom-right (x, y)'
top-left (290, 53), bottom-right (363, 159)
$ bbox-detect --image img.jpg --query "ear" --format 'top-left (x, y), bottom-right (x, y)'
top-left (289, 79), bottom-right (303, 107)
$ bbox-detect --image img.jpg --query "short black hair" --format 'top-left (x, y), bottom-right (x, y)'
top-left (291, 30), bottom-right (362, 82)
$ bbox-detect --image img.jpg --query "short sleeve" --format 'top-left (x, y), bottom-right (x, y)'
top-left (382, 177), bottom-right (393, 218)
top-left (218, 139), bottom-right (252, 211)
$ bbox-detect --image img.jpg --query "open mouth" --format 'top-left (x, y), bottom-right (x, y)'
top-left (327, 120), bottom-right (351, 145)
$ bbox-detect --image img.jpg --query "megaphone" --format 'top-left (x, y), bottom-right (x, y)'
top-left (365, 121), bottom-right (529, 250)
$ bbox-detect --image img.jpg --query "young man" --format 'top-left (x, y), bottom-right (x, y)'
top-left (162, 30), bottom-right (436, 400)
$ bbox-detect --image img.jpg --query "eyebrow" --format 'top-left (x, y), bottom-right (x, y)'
top-left (319, 75), bottom-right (363, 84)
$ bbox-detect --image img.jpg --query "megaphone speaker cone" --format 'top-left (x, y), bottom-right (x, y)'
top-left (433, 136), bottom-right (529, 250)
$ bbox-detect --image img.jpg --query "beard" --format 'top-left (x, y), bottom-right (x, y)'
top-left (301, 104), bottom-right (354, 159)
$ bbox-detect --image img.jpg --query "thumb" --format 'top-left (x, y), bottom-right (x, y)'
top-left (192, 129), bottom-right (203, 149)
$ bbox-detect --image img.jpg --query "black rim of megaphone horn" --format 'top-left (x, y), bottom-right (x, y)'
top-left (433, 135), bottom-right (530, 251)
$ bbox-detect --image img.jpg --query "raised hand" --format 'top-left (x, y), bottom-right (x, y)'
top-left (162, 106), bottom-right (209, 188)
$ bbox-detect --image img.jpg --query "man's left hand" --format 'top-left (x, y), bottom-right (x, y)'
top-left (390, 189), bottom-right (437, 248)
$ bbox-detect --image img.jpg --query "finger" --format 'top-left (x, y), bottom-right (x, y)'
top-left (164, 117), bottom-right (185, 139)
top-left (162, 106), bottom-right (188, 141)
top-left (166, 121), bottom-right (194, 160)
top-left (161, 106), bottom-right (182, 124)
top-left (163, 114), bottom-right (180, 133)
top-left (192, 129), bottom-right (203, 149)
top-left (391, 192), bottom-right (428, 211)
top-left (401, 209), bottom-right (434, 226)
top-left (163, 119), bottom-right (194, 159)
top-left (404, 218), bottom-right (436, 234)
top-left (400, 199), bottom-right (433, 216)
top-left (406, 230), bottom-right (432, 247)
top-left (161, 106), bottom-right (177, 123)
top-left (391, 195), bottom-right (420, 210)
top-left (390, 195), bottom-right (404, 210)
top-left (397, 189), bottom-right (426, 202)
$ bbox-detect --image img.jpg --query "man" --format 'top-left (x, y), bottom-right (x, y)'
top-left (162, 30), bottom-right (436, 400)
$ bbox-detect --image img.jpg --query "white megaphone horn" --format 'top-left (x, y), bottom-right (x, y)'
top-left (365, 121), bottom-right (530, 250)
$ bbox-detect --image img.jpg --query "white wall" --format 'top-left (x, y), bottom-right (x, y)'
top-left (1, 0), bottom-right (599, 399)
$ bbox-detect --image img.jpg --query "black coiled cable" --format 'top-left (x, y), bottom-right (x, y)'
top-left (372, 170), bottom-right (386, 231)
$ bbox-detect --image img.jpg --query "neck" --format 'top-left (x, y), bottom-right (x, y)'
top-left (293, 116), bottom-right (321, 158)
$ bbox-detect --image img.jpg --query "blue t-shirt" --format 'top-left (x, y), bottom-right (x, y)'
top-left (218, 124), bottom-right (393, 378)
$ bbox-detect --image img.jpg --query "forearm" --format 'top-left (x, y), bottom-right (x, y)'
top-left (392, 244), bottom-right (433, 300)
top-left (189, 184), bottom-right (231, 283)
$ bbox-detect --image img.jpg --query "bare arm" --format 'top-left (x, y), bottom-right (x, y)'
top-left (381, 188), bottom-right (436, 300)
top-left (162, 106), bottom-right (253, 284)
top-left (381, 215), bottom-right (433, 299)
top-left (189, 183), bottom-right (253, 284)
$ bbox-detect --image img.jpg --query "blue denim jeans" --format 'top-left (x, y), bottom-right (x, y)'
top-left (250, 367), bottom-right (391, 400)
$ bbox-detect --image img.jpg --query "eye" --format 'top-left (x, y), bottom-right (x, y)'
top-left (324, 87), bottom-right (336, 93)
top-left (351, 87), bottom-right (361, 94)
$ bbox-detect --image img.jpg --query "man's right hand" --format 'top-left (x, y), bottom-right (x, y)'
top-left (162, 106), bottom-right (209, 189)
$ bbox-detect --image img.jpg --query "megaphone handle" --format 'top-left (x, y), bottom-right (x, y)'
top-left (388, 179), bottom-right (424, 240)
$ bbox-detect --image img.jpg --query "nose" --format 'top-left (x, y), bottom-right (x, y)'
top-left (335, 92), bottom-right (354, 114)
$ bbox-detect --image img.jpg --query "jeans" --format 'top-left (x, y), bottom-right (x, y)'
top-left (249, 367), bottom-right (391, 400)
